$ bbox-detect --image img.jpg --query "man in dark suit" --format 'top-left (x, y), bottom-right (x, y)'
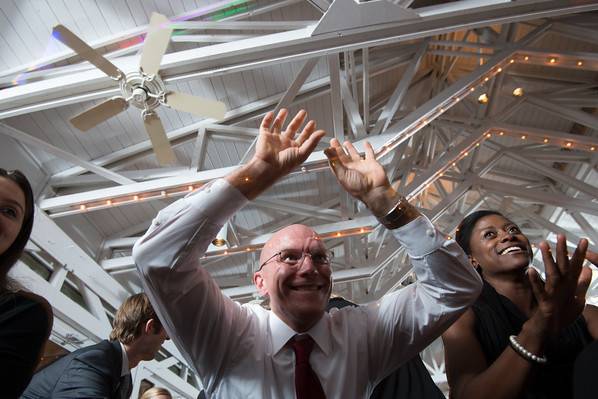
top-left (21, 293), bottom-right (169, 399)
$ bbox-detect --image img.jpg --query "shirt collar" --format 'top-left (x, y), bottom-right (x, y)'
top-left (269, 311), bottom-right (331, 357)
top-left (119, 342), bottom-right (130, 377)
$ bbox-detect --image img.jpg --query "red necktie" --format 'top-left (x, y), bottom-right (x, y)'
top-left (290, 335), bottom-right (326, 399)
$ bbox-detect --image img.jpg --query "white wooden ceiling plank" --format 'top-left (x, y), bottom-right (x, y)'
top-left (94, 0), bottom-right (125, 33)
top-left (210, 75), bottom-right (233, 110)
top-left (109, 0), bottom-right (136, 30)
top-left (101, 114), bottom-right (131, 152)
top-left (29, 111), bottom-right (78, 157)
top-left (223, 71), bottom-right (249, 110)
top-left (139, 0), bottom-right (161, 25)
top-left (124, 0), bottom-right (148, 26)
top-left (109, 111), bottom-right (136, 149)
top-left (79, 0), bottom-right (112, 38)
top-left (241, 70), bottom-right (259, 103)
top-left (11, 0), bottom-right (54, 54)
top-left (59, 0), bottom-right (100, 40)
top-left (67, 102), bottom-right (113, 157)
top-left (0, 6), bottom-right (34, 65)
top-left (251, 68), bottom-right (269, 99)
top-left (182, 0), bottom-right (198, 12)
top-left (150, 0), bottom-right (175, 18)
top-left (168, 0), bottom-right (186, 16)
top-left (49, 107), bottom-right (94, 159)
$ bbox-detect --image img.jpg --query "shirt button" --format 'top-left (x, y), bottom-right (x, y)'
top-left (426, 229), bottom-right (435, 237)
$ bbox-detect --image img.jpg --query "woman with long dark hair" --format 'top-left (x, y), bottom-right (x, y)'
top-left (442, 210), bottom-right (598, 399)
top-left (0, 168), bottom-right (53, 397)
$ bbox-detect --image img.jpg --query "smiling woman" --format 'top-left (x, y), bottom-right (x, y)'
top-left (442, 210), bottom-right (598, 399)
top-left (0, 168), bottom-right (53, 397)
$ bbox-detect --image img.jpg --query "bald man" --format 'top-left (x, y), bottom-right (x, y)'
top-left (133, 109), bottom-right (482, 399)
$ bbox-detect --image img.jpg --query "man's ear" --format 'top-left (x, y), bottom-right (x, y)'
top-left (253, 271), bottom-right (269, 296)
top-left (144, 318), bottom-right (158, 335)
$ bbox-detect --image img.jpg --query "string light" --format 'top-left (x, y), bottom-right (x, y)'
top-left (512, 87), bottom-right (524, 97)
top-left (497, 67), bottom-right (503, 73)
top-left (188, 185), bottom-right (194, 191)
top-left (79, 205), bottom-right (86, 211)
top-left (577, 60), bottom-right (583, 66)
top-left (591, 147), bottom-right (596, 151)
top-left (133, 195), bottom-right (139, 201)
top-left (499, 131), bottom-right (504, 136)
top-left (486, 133), bottom-right (492, 138)
top-left (106, 199), bottom-right (112, 205)
top-left (566, 142), bottom-right (572, 148)
top-left (543, 138), bottom-right (549, 143)
top-left (484, 77), bottom-right (489, 82)
top-left (521, 135), bottom-right (527, 140)
top-left (549, 57), bottom-right (557, 64)
top-left (509, 59), bottom-right (515, 64)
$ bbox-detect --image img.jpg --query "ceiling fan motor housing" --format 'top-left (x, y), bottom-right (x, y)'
top-left (120, 71), bottom-right (166, 111)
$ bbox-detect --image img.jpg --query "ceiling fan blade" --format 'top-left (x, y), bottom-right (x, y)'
top-left (165, 91), bottom-right (226, 120)
top-left (70, 97), bottom-right (128, 131)
top-left (140, 13), bottom-right (173, 76)
top-left (143, 112), bottom-right (176, 165)
top-left (52, 25), bottom-right (123, 80)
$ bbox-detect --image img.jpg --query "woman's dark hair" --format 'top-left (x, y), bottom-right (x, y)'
top-left (0, 168), bottom-right (35, 288)
top-left (455, 210), bottom-right (504, 255)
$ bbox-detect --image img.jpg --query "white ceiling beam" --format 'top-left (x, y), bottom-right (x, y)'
top-left (476, 177), bottom-right (598, 216)
top-left (551, 21), bottom-right (598, 45)
top-left (170, 20), bottom-right (316, 30)
top-left (50, 168), bottom-right (188, 188)
top-left (569, 211), bottom-right (598, 245)
top-left (525, 96), bottom-right (598, 131)
top-left (171, 34), bottom-right (257, 43)
top-left (253, 198), bottom-right (342, 222)
top-left (371, 40), bottom-right (428, 135)
top-left (340, 71), bottom-right (366, 137)
top-left (362, 47), bottom-right (370, 133)
top-left (191, 127), bottom-right (208, 171)
top-left (0, 123), bottom-right (134, 185)
top-left (3, 1), bottom-right (596, 117)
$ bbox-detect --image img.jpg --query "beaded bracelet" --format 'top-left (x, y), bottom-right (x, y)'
top-left (508, 335), bottom-right (548, 365)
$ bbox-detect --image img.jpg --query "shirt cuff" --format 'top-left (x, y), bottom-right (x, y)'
top-left (188, 179), bottom-right (248, 225)
top-left (390, 215), bottom-right (446, 258)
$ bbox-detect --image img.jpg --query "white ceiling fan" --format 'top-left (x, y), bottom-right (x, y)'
top-left (52, 13), bottom-right (226, 165)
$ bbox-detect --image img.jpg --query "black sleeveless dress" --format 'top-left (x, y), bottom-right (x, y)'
top-left (472, 281), bottom-right (592, 399)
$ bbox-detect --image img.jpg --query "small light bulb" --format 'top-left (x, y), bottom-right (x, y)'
top-left (470, 87), bottom-right (475, 92)
top-left (509, 59), bottom-right (515, 64)
top-left (577, 60), bottom-right (583, 66)
top-left (336, 232), bottom-right (341, 237)
top-left (543, 138), bottom-right (549, 143)
top-left (188, 185), bottom-right (194, 191)
top-left (79, 204), bottom-right (86, 211)
top-left (499, 131), bottom-right (504, 136)
top-left (464, 152), bottom-right (469, 156)
top-left (521, 135), bottom-right (527, 140)
top-left (133, 195), bottom-right (139, 201)
top-left (497, 67), bottom-right (503, 73)
top-left (549, 57), bottom-right (557, 64)
top-left (566, 142), bottom-right (572, 147)
top-left (484, 77), bottom-right (489, 82)
top-left (476, 143), bottom-right (480, 147)
top-left (512, 87), bottom-right (524, 97)
top-left (591, 146), bottom-right (596, 151)
top-left (106, 199), bottom-right (112, 206)
top-left (486, 133), bottom-right (492, 138)
top-left (524, 56), bottom-right (529, 61)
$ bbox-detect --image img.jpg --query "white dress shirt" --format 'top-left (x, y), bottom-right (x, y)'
top-left (133, 179), bottom-right (482, 399)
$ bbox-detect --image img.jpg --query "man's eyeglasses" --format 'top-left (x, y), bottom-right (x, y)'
top-left (258, 249), bottom-right (333, 271)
